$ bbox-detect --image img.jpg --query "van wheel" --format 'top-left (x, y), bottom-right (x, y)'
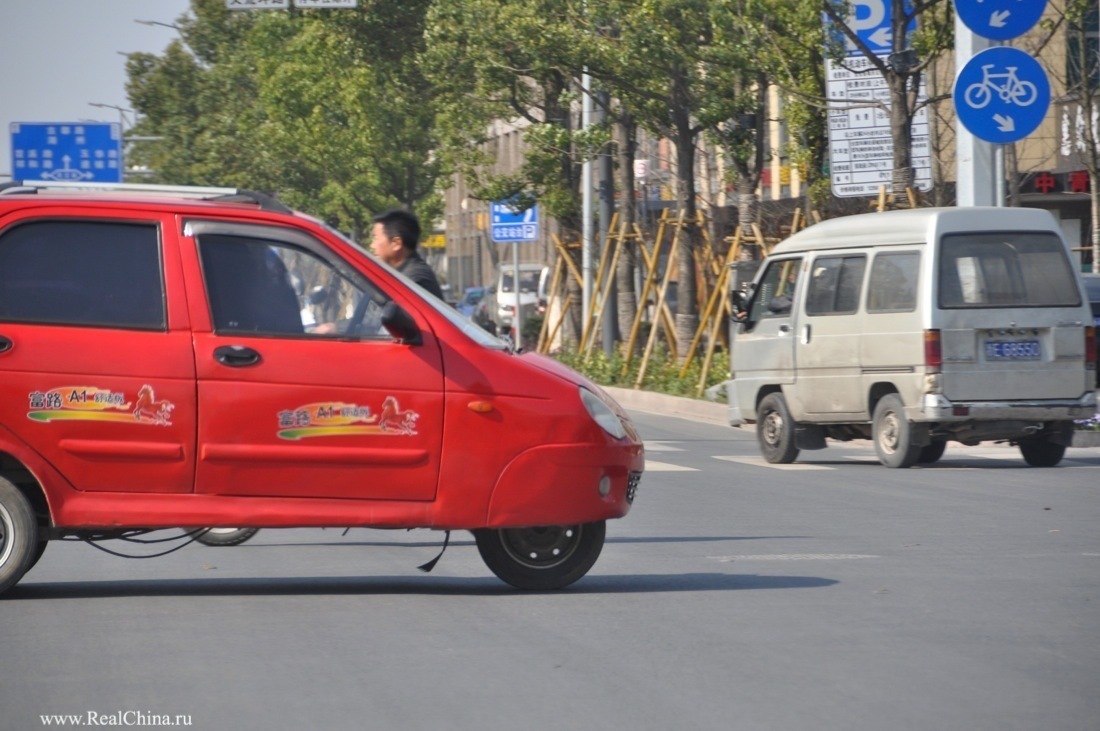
top-left (0, 477), bottom-right (38, 596)
top-left (757, 393), bottom-right (799, 464)
top-left (917, 441), bottom-right (947, 464)
top-left (196, 528), bottom-right (260, 547)
top-left (473, 521), bottom-right (605, 590)
top-left (1018, 438), bottom-right (1066, 467)
top-left (872, 395), bottom-right (920, 468)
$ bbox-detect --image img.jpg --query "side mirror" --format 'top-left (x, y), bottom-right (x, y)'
top-left (380, 301), bottom-right (422, 345)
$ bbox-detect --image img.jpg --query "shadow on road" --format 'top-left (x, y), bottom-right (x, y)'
top-left (10, 572), bottom-right (837, 599)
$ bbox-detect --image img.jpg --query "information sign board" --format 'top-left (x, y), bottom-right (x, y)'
top-left (10, 122), bottom-right (122, 183)
top-left (490, 201), bottom-right (539, 244)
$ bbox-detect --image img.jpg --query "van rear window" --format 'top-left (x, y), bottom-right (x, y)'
top-left (938, 232), bottom-right (1081, 308)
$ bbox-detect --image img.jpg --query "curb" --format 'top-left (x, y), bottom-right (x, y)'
top-left (603, 386), bottom-right (729, 426)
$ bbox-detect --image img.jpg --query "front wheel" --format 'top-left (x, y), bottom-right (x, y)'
top-left (0, 477), bottom-right (38, 595)
top-left (196, 528), bottom-right (260, 547)
top-left (474, 521), bottom-right (606, 590)
top-left (756, 393), bottom-right (799, 464)
top-left (1018, 438), bottom-right (1066, 467)
top-left (872, 394), bottom-right (921, 468)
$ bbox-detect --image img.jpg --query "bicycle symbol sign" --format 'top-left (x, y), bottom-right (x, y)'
top-left (954, 46), bottom-right (1050, 144)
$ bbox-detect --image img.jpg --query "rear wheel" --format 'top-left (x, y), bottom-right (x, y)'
top-left (917, 441), bottom-right (947, 464)
top-left (196, 528), bottom-right (260, 547)
top-left (872, 395), bottom-right (921, 469)
top-left (1018, 438), bottom-right (1066, 467)
top-left (474, 521), bottom-right (605, 590)
top-left (756, 393), bottom-right (799, 464)
top-left (0, 477), bottom-right (38, 595)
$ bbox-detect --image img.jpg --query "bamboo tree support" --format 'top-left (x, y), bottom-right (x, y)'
top-left (677, 226), bottom-right (742, 378)
top-left (696, 287), bottom-right (733, 397)
top-left (536, 255), bottom-right (565, 354)
top-left (633, 231), bottom-right (682, 389)
top-left (544, 295), bottom-right (574, 352)
top-left (579, 212), bottom-right (619, 353)
top-left (583, 226), bottom-right (630, 361)
top-left (620, 210), bottom-right (681, 376)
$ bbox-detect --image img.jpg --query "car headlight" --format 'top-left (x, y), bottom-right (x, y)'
top-left (580, 387), bottom-right (627, 439)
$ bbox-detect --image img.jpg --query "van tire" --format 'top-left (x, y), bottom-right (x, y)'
top-left (757, 393), bottom-right (799, 464)
top-left (917, 441), bottom-right (947, 464)
top-left (0, 478), bottom-right (38, 596)
top-left (1018, 438), bottom-right (1066, 467)
top-left (474, 521), bottom-right (605, 590)
top-left (872, 395), bottom-right (920, 469)
top-left (196, 528), bottom-right (260, 547)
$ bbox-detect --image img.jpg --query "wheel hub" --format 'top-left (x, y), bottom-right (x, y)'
top-left (500, 525), bottom-right (582, 569)
top-left (0, 503), bottom-right (14, 568)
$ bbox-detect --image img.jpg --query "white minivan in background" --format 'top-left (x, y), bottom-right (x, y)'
top-left (728, 207), bottom-right (1097, 468)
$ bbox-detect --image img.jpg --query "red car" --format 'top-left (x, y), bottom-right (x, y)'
top-left (0, 181), bottom-right (643, 594)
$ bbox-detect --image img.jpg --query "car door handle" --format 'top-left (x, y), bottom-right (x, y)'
top-left (0, 335), bottom-right (11, 354)
top-left (213, 345), bottom-right (261, 367)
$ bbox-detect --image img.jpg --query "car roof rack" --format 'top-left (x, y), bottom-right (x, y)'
top-left (0, 180), bottom-right (293, 215)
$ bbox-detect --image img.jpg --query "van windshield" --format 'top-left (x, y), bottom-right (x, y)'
top-left (938, 232), bottom-right (1082, 308)
top-left (501, 270), bottom-right (541, 294)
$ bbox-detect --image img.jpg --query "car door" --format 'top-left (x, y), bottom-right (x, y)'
top-left (182, 219), bottom-right (444, 501)
top-left (0, 210), bottom-right (197, 493)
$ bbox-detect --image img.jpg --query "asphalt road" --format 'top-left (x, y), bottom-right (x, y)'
top-left (2, 410), bottom-right (1099, 731)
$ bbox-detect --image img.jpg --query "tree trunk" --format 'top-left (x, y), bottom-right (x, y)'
top-left (616, 114), bottom-right (639, 350)
top-left (889, 71), bottom-right (915, 196)
top-left (673, 119), bottom-right (699, 363)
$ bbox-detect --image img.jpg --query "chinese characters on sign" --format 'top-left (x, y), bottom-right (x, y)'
top-left (1020, 170), bottom-right (1092, 195)
top-left (10, 123), bottom-right (122, 183)
top-left (826, 56), bottom-right (932, 198)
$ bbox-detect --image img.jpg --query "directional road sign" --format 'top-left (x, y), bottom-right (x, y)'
top-left (490, 201), bottom-right (539, 244)
top-left (954, 0), bottom-right (1047, 41)
top-left (954, 46), bottom-right (1051, 144)
top-left (10, 122), bottom-right (123, 183)
top-left (833, 0), bottom-right (916, 57)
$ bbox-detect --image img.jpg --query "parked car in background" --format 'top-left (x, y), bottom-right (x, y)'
top-left (456, 286), bottom-right (487, 318)
top-left (1085, 273), bottom-right (1100, 387)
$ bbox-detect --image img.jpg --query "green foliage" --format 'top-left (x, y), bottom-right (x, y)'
top-left (555, 346), bottom-right (730, 400)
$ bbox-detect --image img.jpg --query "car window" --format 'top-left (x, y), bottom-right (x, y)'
top-left (0, 220), bottom-right (164, 329)
top-left (197, 233), bottom-right (390, 339)
top-left (806, 255), bottom-right (866, 316)
top-left (867, 252), bottom-right (920, 313)
top-left (939, 232), bottom-right (1081, 308)
top-left (746, 258), bottom-right (801, 324)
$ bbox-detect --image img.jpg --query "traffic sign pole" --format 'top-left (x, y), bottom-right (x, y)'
top-left (955, 20), bottom-right (997, 207)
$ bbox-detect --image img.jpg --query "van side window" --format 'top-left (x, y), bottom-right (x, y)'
top-left (939, 232), bottom-right (1081, 308)
top-left (867, 252), bottom-right (920, 313)
top-left (0, 220), bottom-right (165, 329)
top-left (806, 256), bottom-right (866, 315)
top-left (198, 234), bottom-right (389, 338)
top-left (746, 258), bottom-right (801, 323)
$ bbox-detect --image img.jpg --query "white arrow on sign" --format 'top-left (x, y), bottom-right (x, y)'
top-left (990, 9), bottom-right (1011, 28)
top-left (993, 113), bottom-right (1016, 132)
top-left (869, 27), bottom-right (892, 48)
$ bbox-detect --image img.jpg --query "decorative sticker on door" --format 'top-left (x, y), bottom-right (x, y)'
top-left (277, 397), bottom-right (419, 440)
top-left (27, 385), bottom-right (175, 426)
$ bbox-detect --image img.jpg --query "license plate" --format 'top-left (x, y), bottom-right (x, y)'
top-left (984, 340), bottom-right (1041, 361)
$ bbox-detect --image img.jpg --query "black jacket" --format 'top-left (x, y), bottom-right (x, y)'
top-left (397, 251), bottom-right (444, 301)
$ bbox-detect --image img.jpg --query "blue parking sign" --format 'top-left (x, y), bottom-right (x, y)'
top-left (10, 122), bottom-right (123, 183)
top-left (490, 200), bottom-right (539, 243)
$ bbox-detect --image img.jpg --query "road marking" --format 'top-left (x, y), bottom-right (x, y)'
top-left (713, 455), bottom-right (835, 470)
top-left (708, 554), bottom-right (879, 562)
top-left (645, 441), bottom-right (686, 452)
top-left (645, 460), bottom-right (697, 472)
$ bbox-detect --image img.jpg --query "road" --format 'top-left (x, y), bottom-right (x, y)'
top-left (2, 411), bottom-right (1099, 731)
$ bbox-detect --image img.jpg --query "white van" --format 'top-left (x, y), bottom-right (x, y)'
top-left (493, 263), bottom-right (546, 332)
top-left (728, 207), bottom-right (1097, 468)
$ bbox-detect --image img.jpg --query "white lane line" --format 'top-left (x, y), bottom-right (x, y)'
top-left (645, 460), bottom-right (698, 472)
top-left (713, 455), bottom-right (835, 471)
top-left (708, 554), bottom-right (879, 562)
top-left (645, 441), bottom-right (686, 452)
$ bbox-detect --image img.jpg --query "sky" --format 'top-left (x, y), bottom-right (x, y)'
top-left (0, 0), bottom-right (194, 181)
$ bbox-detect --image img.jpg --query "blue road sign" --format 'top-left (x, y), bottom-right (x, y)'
top-left (954, 46), bottom-right (1050, 144)
top-left (955, 0), bottom-right (1047, 41)
top-left (10, 122), bottom-right (123, 183)
top-left (829, 0), bottom-right (916, 57)
top-left (490, 200), bottom-right (539, 243)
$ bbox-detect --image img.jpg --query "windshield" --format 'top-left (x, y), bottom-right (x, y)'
top-left (938, 232), bottom-right (1082, 308)
top-left (501, 270), bottom-right (541, 294)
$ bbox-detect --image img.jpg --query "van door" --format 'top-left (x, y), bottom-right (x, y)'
top-left (796, 254), bottom-right (868, 418)
top-left (732, 258), bottom-right (802, 418)
top-left (184, 221), bottom-right (444, 502)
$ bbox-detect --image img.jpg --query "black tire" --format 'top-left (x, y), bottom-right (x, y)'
top-left (196, 527), bottom-right (260, 547)
top-left (474, 521), bottom-right (606, 590)
top-left (756, 393), bottom-right (799, 464)
top-left (0, 477), bottom-right (38, 596)
top-left (26, 539), bottom-right (48, 572)
top-left (1018, 438), bottom-right (1066, 467)
top-left (872, 394), bottom-right (921, 469)
top-left (917, 440), bottom-right (948, 464)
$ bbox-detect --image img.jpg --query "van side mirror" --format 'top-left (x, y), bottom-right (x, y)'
top-left (380, 302), bottom-right (422, 345)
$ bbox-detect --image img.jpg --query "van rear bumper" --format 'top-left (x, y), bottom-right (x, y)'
top-left (914, 391), bottom-right (1097, 422)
